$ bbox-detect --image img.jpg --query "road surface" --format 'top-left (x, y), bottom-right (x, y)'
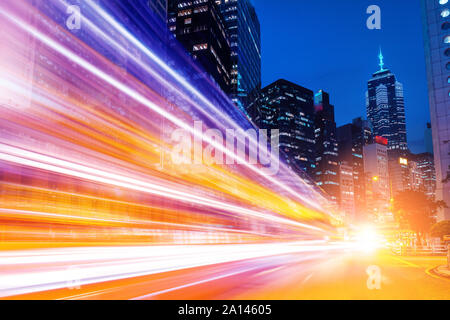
top-left (2, 244), bottom-right (448, 300)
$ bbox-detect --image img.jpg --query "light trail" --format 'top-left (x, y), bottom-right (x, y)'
top-left (82, 0), bottom-right (327, 208)
top-left (0, 145), bottom-right (322, 232)
top-left (0, 0), bottom-right (343, 300)
top-left (0, 241), bottom-right (351, 298)
top-left (0, 6), bottom-right (324, 212)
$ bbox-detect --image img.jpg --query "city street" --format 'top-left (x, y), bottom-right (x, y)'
top-left (0, 0), bottom-right (449, 303)
top-left (4, 246), bottom-right (448, 300)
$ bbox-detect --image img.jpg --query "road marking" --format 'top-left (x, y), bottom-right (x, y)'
top-left (131, 265), bottom-right (261, 300)
top-left (391, 256), bottom-right (420, 268)
top-left (255, 266), bottom-right (284, 277)
top-left (301, 273), bottom-right (313, 284)
top-left (425, 267), bottom-right (450, 282)
top-left (58, 287), bottom-right (119, 300)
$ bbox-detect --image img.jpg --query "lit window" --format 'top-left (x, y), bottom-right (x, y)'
top-left (441, 9), bottom-right (450, 18)
top-left (445, 35), bottom-right (450, 44)
top-left (440, 0), bottom-right (448, 4)
top-left (178, 9), bottom-right (192, 16)
top-left (194, 5), bottom-right (208, 13)
top-left (193, 43), bottom-right (208, 51)
top-left (184, 18), bottom-right (192, 24)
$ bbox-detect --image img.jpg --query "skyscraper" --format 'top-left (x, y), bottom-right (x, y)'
top-left (339, 162), bottom-right (355, 221)
top-left (217, 0), bottom-right (261, 120)
top-left (421, 0), bottom-right (450, 221)
top-left (337, 117), bottom-right (373, 220)
top-left (314, 90), bottom-right (340, 205)
top-left (168, 0), bottom-right (232, 94)
top-left (366, 50), bottom-right (407, 153)
top-left (389, 155), bottom-right (416, 196)
top-left (415, 152), bottom-right (437, 199)
top-left (259, 79), bottom-right (316, 177)
top-left (363, 137), bottom-right (391, 222)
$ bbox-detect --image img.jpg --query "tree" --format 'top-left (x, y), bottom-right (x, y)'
top-left (392, 190), bottom-right (447, 243)
top-left (430, 220), bottom-right (450, 240)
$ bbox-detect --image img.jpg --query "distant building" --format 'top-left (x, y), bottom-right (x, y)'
top-left (363, 137), bottom-right (391, 222)
top-left (259, 79), bottom-right (316, 177)
top-left (218, 0), bottom-right (261, 120)
top-left (389, 155), bottom-right (416, 196)
top-left (339, 162), bottom-right (355, 221)
top-left (314, 90), bottom-right (340, 206)
top-left (415, 152), bottom-right (437, 199)
top-left (421, 0), bottom-right (450, 221)
top-left (388, 152), bottom-right (436, 202)
top-left (337, 117), bottom-right (373, 220)
top-left (409, 159), bottom-right (425, 192)
top-left (168, 0), bottom-right (232, 94)
top-left (366, 50), bottom-right (407, 154)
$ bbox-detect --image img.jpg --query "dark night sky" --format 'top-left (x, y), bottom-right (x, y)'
top-left (252, 0), bottom-right (430, 153)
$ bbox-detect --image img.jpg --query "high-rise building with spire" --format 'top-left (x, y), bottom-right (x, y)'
top-left (366, 49), bottom-right (408, 154)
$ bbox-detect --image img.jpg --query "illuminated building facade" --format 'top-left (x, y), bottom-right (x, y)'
top-left (366, 50), bottom-right (407, 153)
top-left (363, 138), bottom-right (391, 221)
top-left (337, 117), bottom-right (373, 220)
top-left (415, 152), bottom-right (437, 198)
top-left (339, 162), bottom-right (355, 221)
top-left (259, 79), bottom-right (316, 177)
top-left (388, 153), bottom-right (435, 199)
top-left (389, 156), bottom-right (415, 196)
top-left (218, 0), bottom-right (261, 120)
top-left (421, 0), bottom-right (450, 220)
top-left (168, 0), bottom-right (232, 94)
top-left (314, 90), bottom-right (340, 206)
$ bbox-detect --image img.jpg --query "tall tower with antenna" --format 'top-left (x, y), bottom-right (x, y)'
top-left (378, 47), bottom-right (385, 71)
top-left (366, 49), bottom-right (407, 154)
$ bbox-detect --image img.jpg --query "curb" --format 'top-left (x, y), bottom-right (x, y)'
top-left (429, 266), bottom-right (450, 280)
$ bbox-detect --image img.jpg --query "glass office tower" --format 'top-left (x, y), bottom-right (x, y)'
top-left (168, 0), bottom-right (232, 94)
top-left (314, 90), bottom-right (340, 206)
top-left (218, 0), bottom-right (261, 121)
top-left (259, 79), bottom-right (316, 177)
top-left (337, 118), bottom-right (373, 221)
top-left (421, 0), bottom-right (450, 221)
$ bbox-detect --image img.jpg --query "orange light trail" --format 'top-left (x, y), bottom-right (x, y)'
top-left (0, 0), bottom-right (341, 299)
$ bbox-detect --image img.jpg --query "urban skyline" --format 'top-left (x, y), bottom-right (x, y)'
top-left (0, 0), bottom-right (448, 302)
top-left (253, 0), bottom-right (430, 154)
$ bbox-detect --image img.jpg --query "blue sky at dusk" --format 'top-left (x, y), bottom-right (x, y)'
top-left (252, 0), bottom-right (430, 153)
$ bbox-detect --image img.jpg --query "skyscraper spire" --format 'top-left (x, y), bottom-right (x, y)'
top-left (378, 47), bottom-right (385, 71)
